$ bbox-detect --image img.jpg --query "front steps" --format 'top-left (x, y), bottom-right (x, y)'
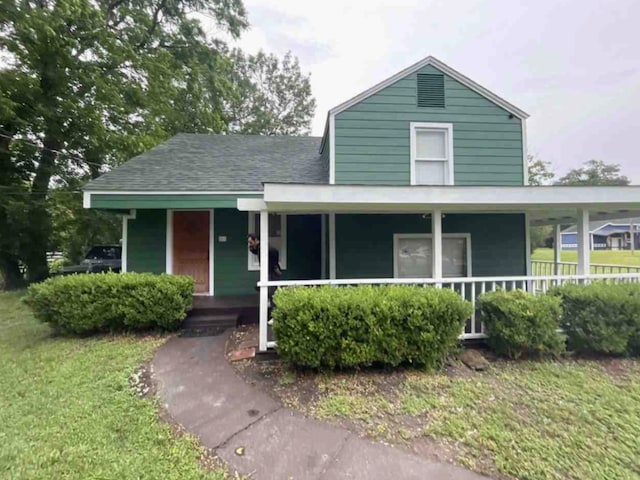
top-left (181, 313), bottom-right (239, 337)
top-left (181, 295), bottom-right (258, 336)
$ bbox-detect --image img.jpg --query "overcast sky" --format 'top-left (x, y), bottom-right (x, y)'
top-left (229, 0), bottom-right (640, 182)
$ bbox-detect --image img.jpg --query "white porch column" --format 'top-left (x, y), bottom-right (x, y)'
top-left (577, 208), bottom-right (590, 276)
top-left (432, 210), bottom-right (443, 283)
top-left (329, 213), bottom-right (336, 279)
top-left (553, 224), bottom-right (562, 275)
top-left (121, 216), bottom-right (129, 273)
top-left (259, 210), bottom-right (269, 352)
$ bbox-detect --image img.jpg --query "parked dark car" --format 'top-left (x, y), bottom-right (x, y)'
top-left (58, 246), bottom-right (122, 275)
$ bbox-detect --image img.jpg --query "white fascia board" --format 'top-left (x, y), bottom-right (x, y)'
top-left (263, 184), bottom-right (640, 210)
top-left (85, 190), bottom-right (262, 195)
top-left (237, 198), bottom-right (267, 211)
top-left (328, 56), bottom-right (529, 120)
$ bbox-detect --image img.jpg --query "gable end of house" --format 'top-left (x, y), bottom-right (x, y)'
top-left (321, 56), bottom-right (528, 186)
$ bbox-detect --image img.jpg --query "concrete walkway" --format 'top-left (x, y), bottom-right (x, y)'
top-left (153, 332), bottom-right (490, 480)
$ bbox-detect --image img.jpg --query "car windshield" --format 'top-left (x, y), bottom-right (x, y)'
top-left (85, 246), bottom-right (121, 260)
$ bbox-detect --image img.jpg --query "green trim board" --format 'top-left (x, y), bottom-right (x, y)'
top-left (91, 194), bottom-right (261, 210)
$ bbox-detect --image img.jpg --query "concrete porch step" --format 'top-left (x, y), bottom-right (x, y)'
top-left (183, 313), bottom-right (239, 330)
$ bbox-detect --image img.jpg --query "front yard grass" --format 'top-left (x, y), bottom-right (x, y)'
top-left (533, 247), bottom-right (640, 267)
top-left (0, 291), bottom-right (226, 479)
top-left (237, 350), bottom-right (640, 480)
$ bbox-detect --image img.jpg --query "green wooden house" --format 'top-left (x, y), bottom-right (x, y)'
top-left (84, 56), bottom-right (640, 350)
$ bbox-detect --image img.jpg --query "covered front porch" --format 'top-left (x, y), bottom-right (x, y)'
top-left (239, 184), bottom-right (640, 351)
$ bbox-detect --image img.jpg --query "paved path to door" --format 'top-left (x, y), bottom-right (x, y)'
top-left (153, 332), bottom-right (490, 480)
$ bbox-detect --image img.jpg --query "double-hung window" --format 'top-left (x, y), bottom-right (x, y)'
top-left (248, 213), bottom-right (287, 270)
top-left (410, 122), bottom-right (454, 185)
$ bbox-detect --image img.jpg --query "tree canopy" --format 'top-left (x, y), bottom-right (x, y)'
top-left (228, 50), bottom-right (316, 135)
top-left (0, 0), bottom-right (316, 288)
top-left (527, 155), bottom-right (554, 186)
top-left (556, 159), bottom-right (631, 186)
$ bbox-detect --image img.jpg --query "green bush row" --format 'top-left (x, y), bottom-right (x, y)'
top-left (272, 285), bottom-right (473, 370)
top-left (25, 272), bottom-right (194, 334)
top-left (478, 283), bottom-right (640, 358)
top-left (552, 283), bottom-right (640, 356)
top-left (478, 289), bottom-right (565, 359)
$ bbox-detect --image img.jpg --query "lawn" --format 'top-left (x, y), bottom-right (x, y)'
top-left (532, 248), bottom-right (640, 266)
top-left (0, 292), bottom-right (227, 480)
top-left (235, 347), bottom-right (640, 480)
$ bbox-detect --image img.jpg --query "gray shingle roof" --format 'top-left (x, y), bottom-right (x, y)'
top-left (84, 134), bottom-right (327, 191)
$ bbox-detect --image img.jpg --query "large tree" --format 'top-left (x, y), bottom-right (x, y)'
top-left (556, 159), bottom-right (631, 186)
top-left (0, 0), bottom-right (248, 284)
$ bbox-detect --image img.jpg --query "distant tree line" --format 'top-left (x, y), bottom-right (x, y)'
top-left (528, 157), bottom-right (631, 249)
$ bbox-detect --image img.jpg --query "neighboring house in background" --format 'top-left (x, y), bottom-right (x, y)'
top-left (83, 55), bottom-right (640, 351)
top-left (560, 218), bottom-right (640, 250)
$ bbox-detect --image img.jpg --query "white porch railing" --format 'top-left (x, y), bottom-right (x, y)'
top-left (532, 260), bottom-right (640, 276)
top-left (258, 272), bottom-right (640, 350)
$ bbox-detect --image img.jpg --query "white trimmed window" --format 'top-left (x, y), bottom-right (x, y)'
top-left (393, 233), bottom-right (470, 278)
top-left (248, 213), bottom-right (287, 270)
top-left (410, 122), bottom-right (454, 185)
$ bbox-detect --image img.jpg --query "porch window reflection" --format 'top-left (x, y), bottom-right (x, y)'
top-left (394, 234), bottom-right (470, 278)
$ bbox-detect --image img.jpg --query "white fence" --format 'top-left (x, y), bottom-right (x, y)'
top-left (259, 272), bottom-right (640, 348)
top-left (532, 260), bottom-right (640, 276)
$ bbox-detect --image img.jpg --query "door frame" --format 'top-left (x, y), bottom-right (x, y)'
top-left (166, 209), bottom-right (214, 296)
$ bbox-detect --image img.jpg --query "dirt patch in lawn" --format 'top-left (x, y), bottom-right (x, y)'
top-left (129, 362), bottom-right (155, 398)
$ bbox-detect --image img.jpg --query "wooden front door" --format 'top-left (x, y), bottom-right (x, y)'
top-left (173, 211), bottom-right (210, 294)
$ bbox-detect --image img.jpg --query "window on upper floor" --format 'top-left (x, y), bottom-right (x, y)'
top-left (410, 122), bottom-right (454, 185)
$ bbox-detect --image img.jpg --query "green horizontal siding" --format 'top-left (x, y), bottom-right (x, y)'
top-left (127, 210), bottom-right (166, 274)
top-left (91, 194), bottom-right (260, 210)
top-left (285, 215), bottom-right (322, 281)
top-left (214, 209), bottom-right (259, 296)
top-left (336, 215), bottom-right (429, 278)
top-left (334, 64), bottom-right (523, 185)
top-left (336, 213), bottom-right (525, 278)
top-left (214, 209), bottom-right (322, 296)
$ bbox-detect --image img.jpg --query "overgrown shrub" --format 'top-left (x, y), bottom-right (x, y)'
top-left (552, 283), bottom-right (640, 356)
top-left (24, 272), bottom-right (194, 334)
top-left (478, 289), bottom-right (564, 359)
top-left (272, 285), bottom-right (473, 370)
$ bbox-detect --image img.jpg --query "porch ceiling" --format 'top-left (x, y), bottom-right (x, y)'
top-left (238, 184), bottom-right (640, 226)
